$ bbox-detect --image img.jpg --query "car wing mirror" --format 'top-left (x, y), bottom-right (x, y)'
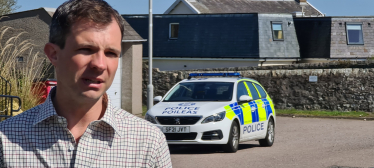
top-left (239, 95), bottom-right (253, 102)
top-left (153, 96), bottom-right (163, 102)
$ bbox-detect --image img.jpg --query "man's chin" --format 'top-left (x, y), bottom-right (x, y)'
top-left (79, 91), bottom-right (105, 101)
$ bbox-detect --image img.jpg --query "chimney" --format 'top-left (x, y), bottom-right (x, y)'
top-left (299, 0), bottom-right (308, 6)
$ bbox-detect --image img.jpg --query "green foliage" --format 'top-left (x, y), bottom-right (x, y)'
top-left (276, 109), bottom-right (370, 118)
top-left (0, 0), bottom-right (20, 16)
top-left (0, 26), bottom-right (51, 117)
top-left (142, 105), bottom-right (147, 116)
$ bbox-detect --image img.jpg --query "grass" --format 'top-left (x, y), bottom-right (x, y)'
top-left (276, 109), bottom-right (373, 118)
top-left (0, 26), bottom-right (51, 119)
top-left (142, 105), bottom-right (147, 116)
top-left (142, 104), bottom-right (373, 118)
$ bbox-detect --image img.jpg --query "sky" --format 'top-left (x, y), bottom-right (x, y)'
top-left (16, 0), bottom-right (374, 16)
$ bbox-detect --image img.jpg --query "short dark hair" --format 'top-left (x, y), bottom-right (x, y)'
top-left (49, 0), bottom-right (124, 49)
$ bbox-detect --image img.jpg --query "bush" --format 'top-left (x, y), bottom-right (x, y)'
top-left (0, 26), bottom-right (51, 118)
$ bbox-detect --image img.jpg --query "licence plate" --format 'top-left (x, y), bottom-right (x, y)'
top-left (162, 126), bottom-right (190, 133)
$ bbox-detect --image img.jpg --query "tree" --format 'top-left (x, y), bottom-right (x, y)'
top-left (0, 0), bottom-right (20, 16)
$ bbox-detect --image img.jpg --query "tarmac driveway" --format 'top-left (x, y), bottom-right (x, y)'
top-left (169, 117), bottom-right (374, 168)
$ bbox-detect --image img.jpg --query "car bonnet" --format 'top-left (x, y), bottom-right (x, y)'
top-left (148, 101), bottom-right (231, 117)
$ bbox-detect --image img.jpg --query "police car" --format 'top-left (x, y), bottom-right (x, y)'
top-left (145, 73), bottom-right (276, 153)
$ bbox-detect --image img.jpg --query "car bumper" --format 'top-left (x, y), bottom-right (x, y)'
top-left (155, 118), bottom-right (232, 145)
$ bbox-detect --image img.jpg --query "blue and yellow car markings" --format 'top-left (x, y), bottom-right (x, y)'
top-left (229, 102), bottom-right (244, 125)
top-left (225, 99), bottom-right (273, 125)
top-left (224, 80), bottom-right (274, 128)
top-left (241, 103), bottom-right (252, 125)
top-left (262, 99), bottom-right (273, 120)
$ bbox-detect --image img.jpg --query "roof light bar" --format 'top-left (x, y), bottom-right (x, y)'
top-left (188, 73), bottom-right (241, 79)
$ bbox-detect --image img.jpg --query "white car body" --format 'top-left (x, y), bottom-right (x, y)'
top-left (145, 77), bottom-right (276, 147)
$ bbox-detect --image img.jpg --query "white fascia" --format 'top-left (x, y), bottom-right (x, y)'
top-left (307, 1), bottom-right (325, 17)
top-left (122, 39), bottom-right (148, 42)
top-left (164, 0), bottom-right (200, 14)
top-left (182, 0), bottom-right (201, 14)
top-left (164, 0), bottom-right (182, 14)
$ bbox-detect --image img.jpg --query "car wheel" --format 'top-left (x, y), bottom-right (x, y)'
top-left (259, 118), bottom-right (274, 147)
top-left (223, 121), bottom-right (239, 153)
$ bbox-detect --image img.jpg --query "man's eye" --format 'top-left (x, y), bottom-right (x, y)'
top-left (79, 48), bottom-right (91, 52)
top-left (106, 52), bottom-right (119, 57)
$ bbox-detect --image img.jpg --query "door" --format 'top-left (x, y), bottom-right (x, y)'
top-left (106, 57), bottom-right (122, 108)
top-left (254, 83), bottom-right (273, 120)
top-left (242, 82), bottom-right (266, 137)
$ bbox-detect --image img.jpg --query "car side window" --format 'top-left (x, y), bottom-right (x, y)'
top-left (246, 82), bottom-right (260, 100)
top-left (236, 82), bottom-right (249, 101)
top-left (254, 83), bottom-right (267, 98)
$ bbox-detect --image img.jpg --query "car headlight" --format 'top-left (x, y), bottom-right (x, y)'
top-left (145, 114), bottom-right (157, 124)
top-left (201, 111), bottom-right (226, 124)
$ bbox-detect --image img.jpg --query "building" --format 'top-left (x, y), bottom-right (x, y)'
top-left (164, 0), bottom-right (324, 17)
top-left (124, 13), bottom-right (301, 71)
top-left (294, 17), bottom-right (374, 63)
top-left (0, 8), bottom-right (145, 114)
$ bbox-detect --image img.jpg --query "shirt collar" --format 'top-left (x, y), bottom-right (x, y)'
top-left (33, 87), bottom-right (58, 125)
top-left (99, 94), bottom-right (121, 137)
top-left (33, 87), bottom-right (121, 136)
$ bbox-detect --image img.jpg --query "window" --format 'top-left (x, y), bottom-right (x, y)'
top-left (254, 84), bottom-right (267, 98)
top-left (246, 82), bottom-right (260, 100)
top-left (271, 22), bottom-right (284, 41)
top-left (346, 23), bottom-right (364, 45)
top-left (169, 23), bottom-right (179, 39)
top-left (236, 82), bottom-right (249, 101)
top-left (17, 56), bottom-right (24, 62)
top-left (163, 82), bottom-right (234, 102)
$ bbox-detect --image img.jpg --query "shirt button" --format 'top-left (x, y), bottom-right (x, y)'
top-left (69, 145), bottom-right (74, 151)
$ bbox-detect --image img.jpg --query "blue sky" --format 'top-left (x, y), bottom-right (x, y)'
top-left (17, 0), bottom-right (374, 16)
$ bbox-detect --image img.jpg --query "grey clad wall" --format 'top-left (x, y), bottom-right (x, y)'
top-left (124, 14), bottom-right (260, 58)
top-left (258, 14), bottom-right (300, 58)
top-left (331, 17), bottom-right (374, 59)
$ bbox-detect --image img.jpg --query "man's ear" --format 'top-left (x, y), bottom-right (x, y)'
top-left (44, 43), bottom-right (60, 66)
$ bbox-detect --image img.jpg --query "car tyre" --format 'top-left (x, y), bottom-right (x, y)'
top-left (259, 118), bottom-right (274, 147)
top-left (223, 121), bottom-right (239, 153)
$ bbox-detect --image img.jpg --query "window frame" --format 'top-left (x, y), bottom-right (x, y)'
top-left (236, 81), bottom-right (249, 101)
top-left (17, 56), bottom-right (24, 62)
top-left (169, 23), bottom-right (179, 39)
top-left (254, 83), bottom-right (267, 99)
top-left (245, 81), bottom-right (260, 101)
top-left (271, 21), bottom-right (284, 41)
top-left (345, 23), bottom-right (364, 45)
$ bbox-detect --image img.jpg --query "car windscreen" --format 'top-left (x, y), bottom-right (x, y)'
top-left (163, 82), bottom-right (234, 102)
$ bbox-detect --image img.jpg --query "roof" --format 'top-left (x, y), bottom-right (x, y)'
top-left (122, 17), bottom-right (144, 41)
top-left (123, 14), bottom-right (260, 59)
top-left (43, 7), bottom-right (56, 17)
top-left (182, 77), bottom-right (241, 83)
top-left (181, 77), bottom-right (259, 83)
top-left (166, 0), bottom-right (324, 16)
top-left (39, 8), bottom-right (144, 41)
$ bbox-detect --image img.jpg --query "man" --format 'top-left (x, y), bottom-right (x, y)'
top-left (0, 0), bottom-right (172, 167)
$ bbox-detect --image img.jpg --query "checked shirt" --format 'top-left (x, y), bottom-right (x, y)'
top-left (0, 89), bottom-right (172, 167)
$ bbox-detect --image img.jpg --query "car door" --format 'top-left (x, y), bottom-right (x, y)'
top-left (236, 81), bottom-right (249, 126)
top-left (254, 83), bottom-right (273, 120)
top-left (244, 82), bottom-right (266, 137)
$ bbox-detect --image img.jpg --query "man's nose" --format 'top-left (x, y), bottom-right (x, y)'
top-left (90, 51), bottom-right (106, 71)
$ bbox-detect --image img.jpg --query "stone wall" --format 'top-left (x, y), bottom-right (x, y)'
top-left (143, 61), bottom-right (374, 112)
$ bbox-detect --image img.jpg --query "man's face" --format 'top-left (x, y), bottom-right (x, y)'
top-left (52, 19), bottom-right (122, 101)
